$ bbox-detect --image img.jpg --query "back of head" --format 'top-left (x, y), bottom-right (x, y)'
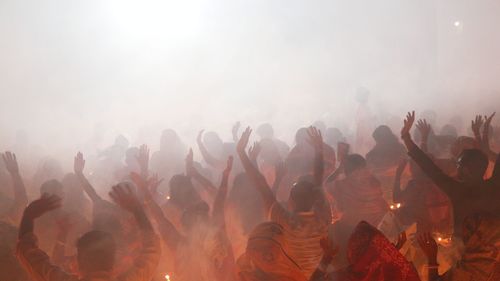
top-left (457, 149), bottom-right (488, 180)
top-left (40, 179), bottom-right (64, 198)
top-left (256, 123), bottom-right (274, 139)
top-left (344, 154), bottom-right (367, 176)
top-left (372, 125), bottom-right (397, 145)
top-left (169, 174), bottom-right (199, 207)
top-left (289, 180), bottom-right (318, 212)
top-left (181, 201), bottom-right (210, 231)
top-left (77, 230), bottom-right (116, 274)
top-left (295, 127), bottom-right (309, 145)
top-left (451, 136), bottom-right (477, 159)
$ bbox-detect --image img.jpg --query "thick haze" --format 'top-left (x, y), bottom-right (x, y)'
top-left (1, 0), bottom-right (500, 162)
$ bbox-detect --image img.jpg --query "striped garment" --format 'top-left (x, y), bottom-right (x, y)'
top-left (270, 202), bottom-right (329, 279)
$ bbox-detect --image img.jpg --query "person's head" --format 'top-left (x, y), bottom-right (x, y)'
top-left (344, 154), bottom-right (367, 176)
top-left (325, 127), bottom-right (343, 147)
top-left (40, 179), bottom-right (64, 198)
top-left (245, 222), bottom-right (299, 275)
top-left (372, 125), bottom-right (398, 145)
top-left (456, 149), bottom-right (488, 182)
top-left (289, 179), bottom-right (318, 212)
top-left (160, 129), bottom-right (180, 151)
top-left (259, 138), bottom-right (281, 164)
top-left (114, 135), bottom-right (129, 149)
top-left (440, 124), bottom-right (458, 138)
top-left (294, 127), bottom-right (309, 146)
top-left (124, 147), bottom-right (139, 168)
top-left (181, 201), bottom-right (210, 231)
top-left (450, 136), bottom-right (478, 159)
top-left (169, 174), bottom-right (200, 207)
top-left (256, 123), bottom-right (274, 139)
top-left (76, 231), bottom-right (116, 275)
top-left (203, 131), bottom-right (223, 153)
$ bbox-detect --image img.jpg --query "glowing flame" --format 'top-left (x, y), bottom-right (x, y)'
top-left (390, 203), bottom-right (401, 210)
top-left (165, 274), bottom-right (171, 281)
top-left (166, 196), bottom-right (171, 200)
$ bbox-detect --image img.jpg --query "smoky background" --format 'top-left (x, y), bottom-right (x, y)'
top-left (1, 0), bottom-right (499, 170)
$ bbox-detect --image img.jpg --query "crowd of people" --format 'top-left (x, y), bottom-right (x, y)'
top-left (0, 109), bottom-right (499, 281)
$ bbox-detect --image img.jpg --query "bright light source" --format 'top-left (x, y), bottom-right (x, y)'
top-left (454, 21), bottom-right (461, 27)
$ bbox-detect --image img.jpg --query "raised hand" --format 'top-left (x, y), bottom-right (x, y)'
top-left (2, 151), bottom-right (19, 174)
top-left (136, 144), bottom-right (150, 174)
top-left (130, 172), bottom-right (163, 198)
top-left (248, 141), bottom-right (262, 161)
top-left (416, 119), bottom-right (431, 140)
top-left (471, 115), bottom-right (484, 137)
top-left (237, 127), bottom-right (252, 153)
top-left (222, 156), bottom-right (234, 179)
top-left (484, 112), bottom-right (496, 128)
top-left (232, 121), bottom-right (241, 142)
top-left (401, 111), bottom-right (416, 138)
top-left (185, 148), bottom-right (197, 176)
top-left (196, 130), bottom-right (204, 145)
top-left (394, 231), bottom-right (407, 250)
top-left (24, 194), bottom-right (62, 220)
top-left (307, 126), bottom-right (323, 151)
top-left (109, 182), bottom-right (143, 213)
top-left (74, 152), bottom-right (85, 176)
top-left (417, 232), bottom-right (438, 264)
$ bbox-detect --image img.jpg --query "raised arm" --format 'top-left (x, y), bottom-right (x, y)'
top-left (130, 172), bottom-right (182, 249)
top-left (481, 112), bottom-right (497, 161)
top-left (109, 183), bottom-right (161, 281)
top-left (307, 126), bottom-right (324, 186)
top-left (212, 156), bottom-right (233, 227)
top-left (471, 115), bottom-right (484, 145)
top-left (232, 121), bottom-right (241, 143)
top-left (326, 142), bottom-right (349, 183)
top-left (74, 152), bottom-right (102, 202)
top-left (16, 194), bottom-right (78, 281)
top-left (416, 119), bottom-right (431, 153)
top-left (2, 152), bottom-right (28, 222)
top-left (393, 159), bottom-right (408, 202)
top-left (401, 111), bottom-right (455, 196)
top-left (236, 127), bottom-right (276, 213)
top-left (197, 130), bottom-right (225, 169)
top-left (271, 161), bottom-right (287, 195)
top-left (136, 144), bottom-right (150, 178)
top-left (186, 148), bottom-right (217, 198)
top-left (248, 141), bottom-right (261, 168)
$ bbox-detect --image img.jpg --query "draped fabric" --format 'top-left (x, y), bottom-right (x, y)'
top-left (236, 222), bottom-right (308, 281)
top-left (331, 170), bottom-right (389, 228)
top-left (442, 215), bottom-right (500, 281)
top-left (345, 221), bottom-right (421, 281)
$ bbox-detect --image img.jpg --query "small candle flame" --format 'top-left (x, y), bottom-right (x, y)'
top-left (390, 203), bottom-right (401, 210)
top-left (166, 196), bottom-right (171, 200)
top-left (165, 274), bottom-right (171, 281)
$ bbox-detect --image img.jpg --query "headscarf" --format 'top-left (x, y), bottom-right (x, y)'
top-left (442, 215), bottom-right (500, 281)
top-left (333, 169), bottom-right (389, 227)
top-left (344, 221), bottom-right (421, 281)
top-left (237, 222), bottom-right (308, 281)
